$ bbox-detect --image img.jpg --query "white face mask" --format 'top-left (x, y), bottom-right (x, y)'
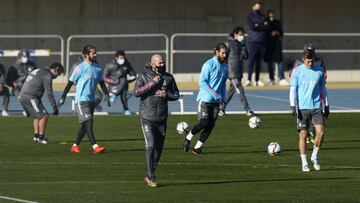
top-left (20, 57), bottom-right (28, 64)
top-left (237, 35), bottom-right (244, 42)
top-left (116, 59), bottom-right (125, 65)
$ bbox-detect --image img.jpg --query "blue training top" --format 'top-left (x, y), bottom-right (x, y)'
top-left (290, 64), bottom-right (326, 110)
top-left (196, 56), bottom-right (227, 103)
top-left (69, 61), bottom-right (103, 103)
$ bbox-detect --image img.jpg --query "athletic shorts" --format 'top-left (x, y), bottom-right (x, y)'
top-left (197, 102), bottom-right (219, 120)
top-left (297, 108), bottom-right (325, 131)
top-left (75, 101), bottom-right (95, 123)
top-left (18, 96), bottom-right (48, 119)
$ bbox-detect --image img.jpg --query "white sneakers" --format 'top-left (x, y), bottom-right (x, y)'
top-left (311, 159), bottom-right (321, 171)
top-left (242, 80), bottom-right (288, 87)
top-left (242, 80), bottom-right (251, 87)
top-left (2, 110), bottom-right (9, 116)
top-left (279, 79), bottom-right (289, 86)
top-left (302, 164), bottom-right (310, 172)
top-left (302, 159), bottom-right (320, 172)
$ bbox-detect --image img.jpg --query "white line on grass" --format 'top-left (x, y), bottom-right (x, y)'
top-left (0, 195), bottom-right (38, 203)
top-left (1, 161), bottom-right (360, 170)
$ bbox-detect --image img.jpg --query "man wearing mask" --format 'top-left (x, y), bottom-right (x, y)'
top-left (219, 26), bottom-right (255, 117)
top-left (134, 54), bottom-right (179, 188)
top-left (104, 49), bottom-right (136, 115)
top-left (244, 1), bottom-right (269, 87)
top-left (264, 9), bottom-right (288, 86)
top-left (8, 49), bottom-right (38, 98)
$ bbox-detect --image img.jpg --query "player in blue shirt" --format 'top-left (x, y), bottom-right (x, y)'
top-left (183, 43), bottom-right (228, 155)
top-left (289, 48), bottom-right (330, 172)
top-left (58, 45), bottom-right (110, 154)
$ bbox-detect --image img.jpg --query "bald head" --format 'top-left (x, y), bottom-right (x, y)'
top-left (150, 54), bottom-right (165, 73)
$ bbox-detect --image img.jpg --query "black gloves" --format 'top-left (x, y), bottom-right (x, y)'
top-left (290, 106), bottom-right (296, 117)
top-left (58, 97), bottom-right (65, 108)
top-left (324, 106), bottom-right (330, 119)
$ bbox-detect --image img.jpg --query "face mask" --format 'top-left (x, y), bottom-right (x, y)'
top-left (20, 57), bottom-right (28, 64)
top-left (269, 16), bottom-right (274, 21)
top-left (117, 59), bottom-right (125, 65)
top-left (237, 35), bottom-right (244, 42)
top-left (155, 65), bottom-right (166, 75)
top-left (254, 9), bottom-right (261, 14)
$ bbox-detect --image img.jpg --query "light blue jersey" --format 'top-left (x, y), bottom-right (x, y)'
top-left (290, 64), bottom-right (326, 109)
top-left (196, 56), bottom-right (227, 103)
top-left (69, 61), bottom-right (103, 103)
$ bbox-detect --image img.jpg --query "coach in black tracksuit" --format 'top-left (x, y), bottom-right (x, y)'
top-left (134, 54), bottom-right (179, 187)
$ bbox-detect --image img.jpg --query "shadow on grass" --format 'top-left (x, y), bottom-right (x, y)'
top-left (160, 177), bottom-right (351, 187)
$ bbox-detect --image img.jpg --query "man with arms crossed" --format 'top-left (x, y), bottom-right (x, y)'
top-left (290, 48), bottom-right (330, 172)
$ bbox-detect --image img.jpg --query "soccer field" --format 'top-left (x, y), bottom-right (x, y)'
top-left (0, 114), bottom-right (359, 203)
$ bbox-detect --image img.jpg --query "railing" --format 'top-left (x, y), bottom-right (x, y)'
top-left (66, 34), bottom-right (169, 78)
top-left (170, 33), bottom-right (360, 74)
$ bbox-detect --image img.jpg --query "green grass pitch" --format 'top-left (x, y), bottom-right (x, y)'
top-left (0, 113), bottom-right (359, 203)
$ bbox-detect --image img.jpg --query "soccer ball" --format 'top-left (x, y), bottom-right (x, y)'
top-left (176, 122), bottom-right (190, 135)
top-left (248, 116), bottom-right (261, 129)
top-left (267, 142), bottom-right (282, 156)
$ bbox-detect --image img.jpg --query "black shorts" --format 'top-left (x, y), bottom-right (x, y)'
top-left (297, 108), bottom-right (325, 131)
top-left (18, 96), bottom-right (48, 119)
top-left (75, 101), bottom-right (95, 123)
top-left (197, 102), bottom-right (220, 120)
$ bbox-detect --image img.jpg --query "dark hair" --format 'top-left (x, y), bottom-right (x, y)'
top-left (17, 49), bottom-right (30, 58)
top-left (267, 9), bottom-right (275, 16)
top-left (82, 45), bottom-right (96, 55)
top-left (253, 0), bottom-right (262, 6)
top-left (214, 43), bottom-right (227, 54)
top-left (302, 49), bottom-right (315, 60)
top-left (49, 62), bottom-right (64, 74)
top-left (231, 26), bottom-right (245, 36)
top-left (114, 49), bottom-right (126, 57)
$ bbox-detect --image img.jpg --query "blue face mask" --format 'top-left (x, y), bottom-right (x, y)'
top-left (116, 59), bottom-right (125, 65)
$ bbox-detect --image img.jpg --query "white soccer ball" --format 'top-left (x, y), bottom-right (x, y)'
top-left (248, 116), bottom-right (261, 129)
top-left (176, 122), bottom-right (190, 135)
top-left (267, 142), bottom-right (282, 156)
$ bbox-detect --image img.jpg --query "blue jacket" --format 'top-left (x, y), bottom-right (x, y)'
top-left (246, 11), bottom-right (269, 43)
top-left (197, 56), bottom-right (227, 103)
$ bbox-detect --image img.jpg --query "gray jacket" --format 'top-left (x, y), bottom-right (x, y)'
top-left (225, 36), bottom-right (248, 79)
top-left (134, 65), bottom-right (179, 122)
top-left (19, 68), bottom-right (57, 110)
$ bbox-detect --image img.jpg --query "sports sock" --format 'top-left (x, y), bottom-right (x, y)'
top-left (34, 133), bottom-right (39, 138)
top-left (300, 154), bottom-right (308, 166)
top-left (311, 146), bottom-right (320, 160)
top-left (194, 140), bottom-right (203, 149)
top-left (38, 134), bottom-right (44, 139)
top-left (186, 131), bottom-right (194, 141)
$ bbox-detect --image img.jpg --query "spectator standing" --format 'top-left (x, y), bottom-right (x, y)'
top-left (264, 9), bottom-right (288, 86)
top-left (244, 1), bottom-right (269, 87)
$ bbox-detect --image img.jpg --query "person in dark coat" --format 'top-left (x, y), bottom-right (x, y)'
top-left (264, 9), bottom-right (288, 86)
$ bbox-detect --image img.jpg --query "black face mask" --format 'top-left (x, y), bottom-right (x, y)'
top-left (254, 9), bottom-right (261, 14)
top-left (155, 65), bottom-right (166, 75)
